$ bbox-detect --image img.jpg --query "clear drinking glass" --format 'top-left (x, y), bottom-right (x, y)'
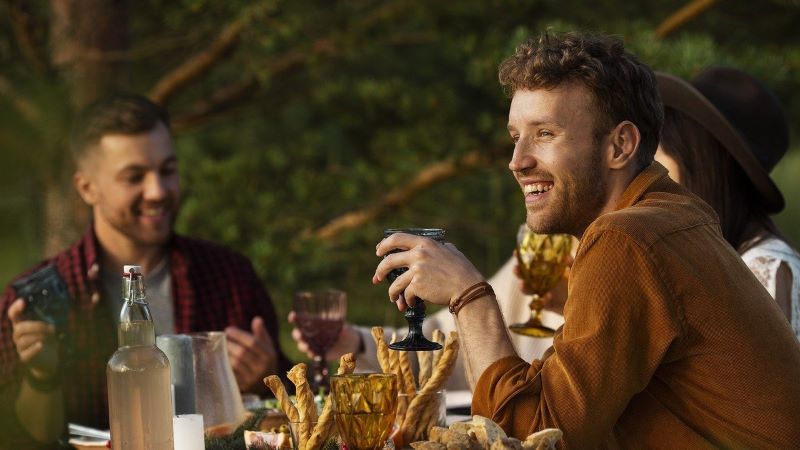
top-left (392, 389), bottom-right (446, 447)
top-left (331, 373), bottom-right (399, 450)
top-left (190, 331), bottom-right (247, 427)
top-left (508, 224), bottom-right (573, 337)
top-left (293, 289), bottom-right (348, 392)
top-left (382, 228), bottom-right (445, 352)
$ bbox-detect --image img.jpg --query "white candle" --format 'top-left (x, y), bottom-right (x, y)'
top-left (173, 414), bottom-right (205, 450)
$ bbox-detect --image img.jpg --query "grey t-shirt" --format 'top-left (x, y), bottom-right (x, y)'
top-left (103, 258), bottom-right (175, 336)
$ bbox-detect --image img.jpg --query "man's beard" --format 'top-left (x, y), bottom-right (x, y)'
top-left (526, 146), bottom-right (608, 237)
top-left (106, 201), bottom-right (178, 247)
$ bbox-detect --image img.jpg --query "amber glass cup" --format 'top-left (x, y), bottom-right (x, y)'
top-left (508, 224), bottom-right (573, 337)
top-left (330, 373), bottom-right (398, 450)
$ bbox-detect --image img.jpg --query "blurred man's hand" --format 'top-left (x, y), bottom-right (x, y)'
top-left (9, 298), bottom-right (59, 380)
top-left (226, 316), bottom-right (277, 392)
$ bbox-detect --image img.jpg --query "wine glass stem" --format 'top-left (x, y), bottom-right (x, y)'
top-left (312, 354), bottom-right (328, 393)
top-left (529, 294), bottom-right (544, 325)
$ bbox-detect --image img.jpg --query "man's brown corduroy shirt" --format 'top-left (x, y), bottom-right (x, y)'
top-left (472, 163), bottom-right (800, 448)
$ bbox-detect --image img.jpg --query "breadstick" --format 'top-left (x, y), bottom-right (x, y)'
top-left (371, 327), bottom-right (392, 374)
top-left (398, 349), bottom-right (416, 394)
top-left (389, 333), bottom-right (409, 428)
top-left (402, 332), bottom-right (459, 444)
top-left (388, 332), bottom-right (407, 392)
top-left (420, 331), bottom-right (458, 395)
top-left (263, 375), bottom-right (299, 423)
top-left (418, 349), bottom-right (432, 388)
top-left (287, 363), bottom-right (317, 449)
top-left (415, 397), bottom-right (444, 443)
top-left (431, 329), bottom-right (445, 368)
top-left (307, 353), bottom-right (356, 450)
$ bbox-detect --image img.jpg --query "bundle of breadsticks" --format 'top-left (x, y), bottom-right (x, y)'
top-left (263, 353), bottom-right (356, 450)
top-left (370, 327), bottom-right (459, 447)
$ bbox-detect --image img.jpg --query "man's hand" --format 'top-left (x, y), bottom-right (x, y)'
top-left (373, 233), bottom-right (485, 310)
top-left (225, 316), bottom-right (278, 392)
top-left (288, 311), bottom-right (361, 360)
top-left (9, 298), bottom-right (59, 380)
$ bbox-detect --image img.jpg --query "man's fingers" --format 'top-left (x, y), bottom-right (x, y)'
top-left (291, 328), bottom-right (315, 358)
top-left (375, 233), bottom-right (425, 257)
top-left (226, 338), bottom-right (260, 373)
top-left (392, 293), bottom-right (409, 312)
top-left (227, 329), bottom-right (270, 361)
top-left (18, 341), bottom-right (43, 364)
top-left (14, 333), bottom-right (48, 352)
top-left (8, 298), bottom-right (26, 323)
top-left (373, 250), bottom-right (415, 284)
top-left (13, 321), bottom-right (54, 343)
top-left (225, 326), bottom-right (258, 349)
top-left (403, 285), bottom-right (419, 307)
top-left (387, 269), bottom-right (413, 303)
top-left (251, 317), bottom-right (275, 354)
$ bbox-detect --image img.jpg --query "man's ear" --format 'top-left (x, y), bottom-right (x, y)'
top-left (607, 121), bottom-right (641, 170)
top-left (73, 170), bottom-right (98, 205)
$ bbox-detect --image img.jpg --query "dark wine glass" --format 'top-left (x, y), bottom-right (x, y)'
top-left (293, 289), bottom-right (347, 392)
top-left (382, 228), bottom-right (444, 352)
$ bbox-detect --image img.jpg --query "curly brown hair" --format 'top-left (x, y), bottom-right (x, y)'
top-left (498, 31), bottom-right (663, 167)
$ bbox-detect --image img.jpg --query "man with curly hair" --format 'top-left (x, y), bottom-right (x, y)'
top-left (373, 31), bottom-right (800, 448)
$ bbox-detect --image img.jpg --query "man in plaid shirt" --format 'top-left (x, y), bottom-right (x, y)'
top-left (0, 95), bottom-right (292, 447)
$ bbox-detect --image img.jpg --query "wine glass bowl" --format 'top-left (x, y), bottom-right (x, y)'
top-left (330, 373), bottom-right (398, 450)
top-left (508, 225), bottom-right (573, 337)
top-left (382, 228), bottom-right (445, 352)
top-left (292, 289), bottom-right (347, 392)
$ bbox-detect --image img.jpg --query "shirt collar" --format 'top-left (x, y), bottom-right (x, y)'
top-left (81, 220), bottom-right (179, 275)
top-left (82, 221), bottom-right (100, 271)
top-left (613, 161), bottom-right (671, 212)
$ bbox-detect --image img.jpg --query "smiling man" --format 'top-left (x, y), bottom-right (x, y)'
top-left (373, 32), bottom-right (800, 448)
top-left (0, 95), bottom-right (292, 446)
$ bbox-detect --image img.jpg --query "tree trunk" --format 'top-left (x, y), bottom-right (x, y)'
top-left (43, 0), bottom-right (130, 256)
top-left (50, 0), bottom-right (130, 107)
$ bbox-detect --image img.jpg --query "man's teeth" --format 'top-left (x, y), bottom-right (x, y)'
top-left (523, 183), bottom-right (553, 194)
top-left (141, 208), bottom-right (165, 217)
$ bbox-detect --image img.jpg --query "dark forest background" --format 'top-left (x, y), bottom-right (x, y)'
top-left (2, 0), bottom-right (799, 359)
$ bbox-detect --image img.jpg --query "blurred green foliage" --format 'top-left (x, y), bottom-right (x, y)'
top-left (2, 0), bottom-right (799, 361)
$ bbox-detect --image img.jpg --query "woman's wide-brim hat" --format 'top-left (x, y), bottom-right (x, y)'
top-left (656, 67), bottom-right (789, 213)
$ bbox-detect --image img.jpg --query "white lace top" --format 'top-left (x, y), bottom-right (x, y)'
top-left (741, 238), bottom-right (800, 340)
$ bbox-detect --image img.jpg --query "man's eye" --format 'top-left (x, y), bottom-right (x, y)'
top-left (538, 130), bottom-right (554, 138)
top-left (511, 135), bottom-right (520, 144)
top-left (125, 174), bottom-right (144, 184)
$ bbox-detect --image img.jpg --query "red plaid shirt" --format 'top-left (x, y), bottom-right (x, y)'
top-left (0, 226), bottom-right (292, 446)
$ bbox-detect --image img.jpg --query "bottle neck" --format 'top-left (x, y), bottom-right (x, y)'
top-left (118, 274), bottom-right (155, 347)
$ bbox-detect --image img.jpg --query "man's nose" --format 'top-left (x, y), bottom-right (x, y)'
top-left (508, 143), bottom-right (536, 173)
top-left (142, 173), bottom-right (167, 200)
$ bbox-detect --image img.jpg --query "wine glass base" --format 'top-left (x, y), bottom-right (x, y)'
top-left (508, 322), bottom-right (556, 338)
top-left (388, 334), bottom-right (442, 352)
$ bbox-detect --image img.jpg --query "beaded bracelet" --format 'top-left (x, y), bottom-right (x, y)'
top-left (449, 281), bottom-right (495, 315)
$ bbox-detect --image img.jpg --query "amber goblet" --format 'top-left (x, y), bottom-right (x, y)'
top-left (508, 225), bottom-right (573, 337)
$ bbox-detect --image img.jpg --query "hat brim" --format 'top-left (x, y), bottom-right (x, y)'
top-left (656, 72), bottom-right (784, 213)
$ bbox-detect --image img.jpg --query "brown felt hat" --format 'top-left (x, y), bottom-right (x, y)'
top-left (656, 67), bottom-right (789, 213)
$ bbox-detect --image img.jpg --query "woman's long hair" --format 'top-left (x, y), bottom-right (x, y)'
top-left (659, 106), bottom-right (783, 253)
